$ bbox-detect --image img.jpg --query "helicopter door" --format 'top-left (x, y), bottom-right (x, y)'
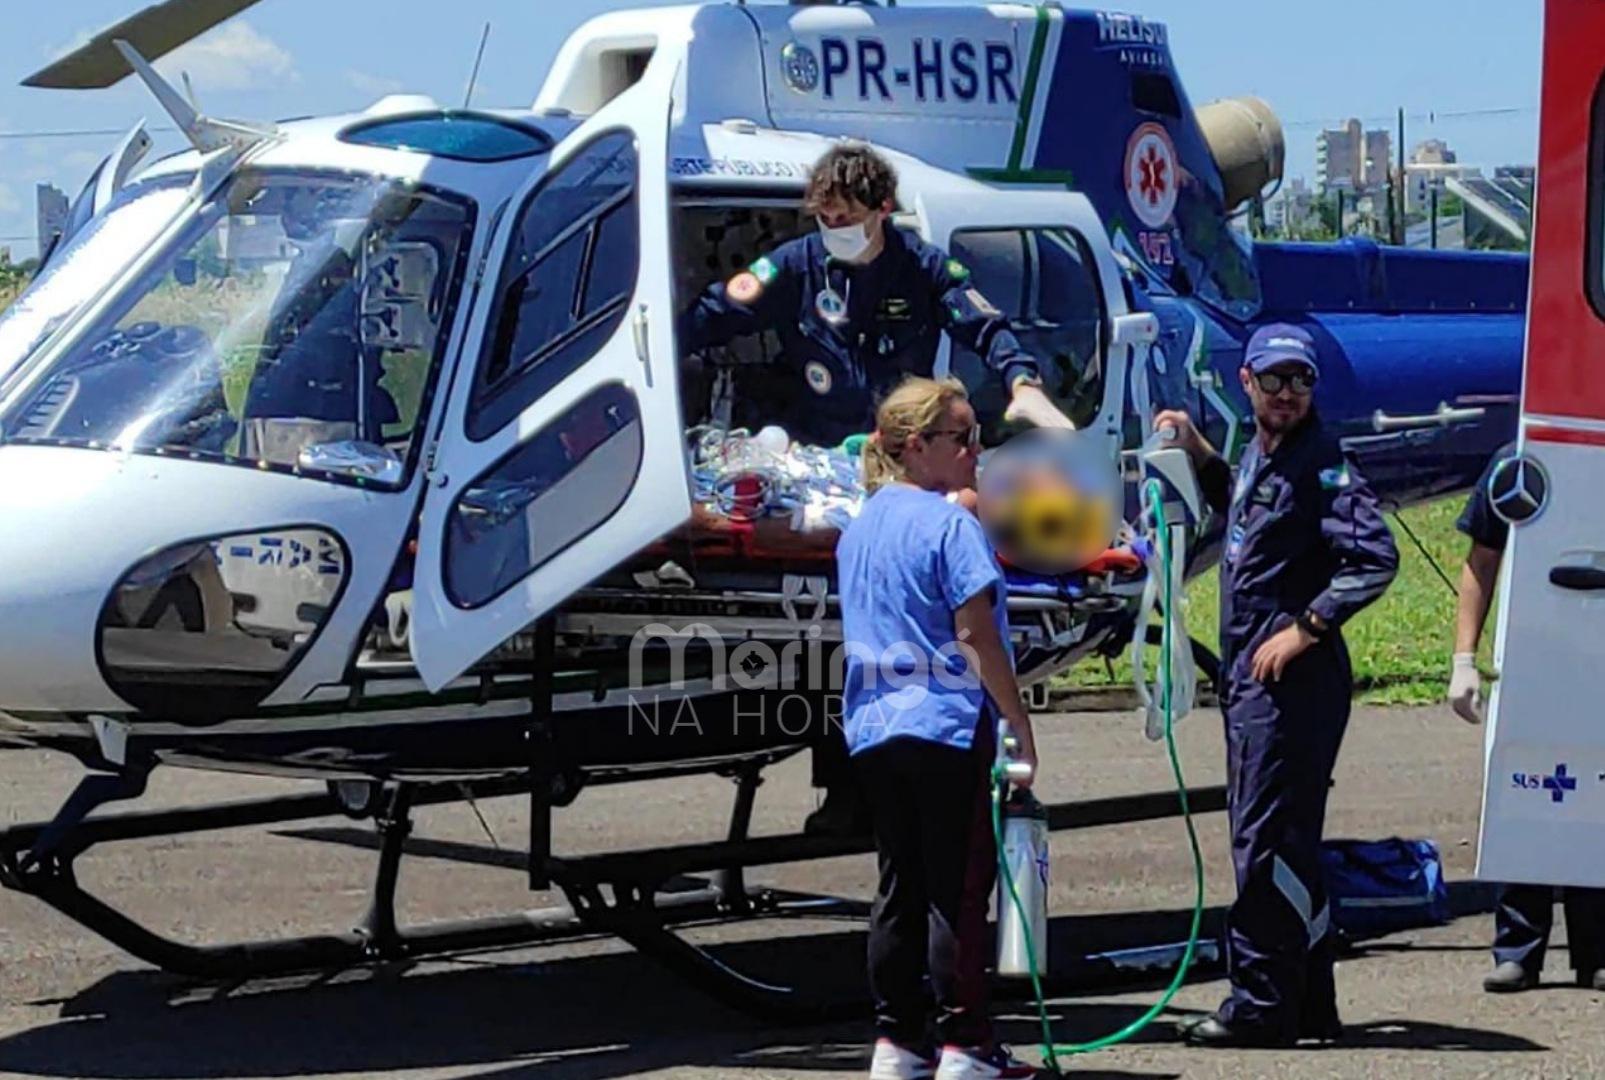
top-left (1478, 0), bottom-right (1605, 889)
top-left (409, 64), bottom-right (690, 691)
top-left (911, 190), bottom-right (1131, 466)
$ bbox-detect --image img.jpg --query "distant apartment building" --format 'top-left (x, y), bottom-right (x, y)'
top-left (1406, 140), bottom-right (1479, 213)
top-left (1265, 176), bottom-right (1316, 232)
top-left (35, 183), bottom-right (69, 261)
top-left (1316, 119), bottom-right (1392, 194)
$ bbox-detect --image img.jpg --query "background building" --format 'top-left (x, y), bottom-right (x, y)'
top-left (1316, 119), bottom-right (1392, 194)
top-left (35, 184), bottom-right (68, 262)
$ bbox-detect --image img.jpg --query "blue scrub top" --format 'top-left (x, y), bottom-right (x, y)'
top-left (836, 483), bottom-right (1012, 756)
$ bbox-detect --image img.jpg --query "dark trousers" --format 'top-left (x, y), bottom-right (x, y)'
top-left (1493, 884), bottom-right (1605, 975)
top-left (854, 734), bottom-right (996, 1048)
top-left (1218, 649), bottom-right (1350, 1036)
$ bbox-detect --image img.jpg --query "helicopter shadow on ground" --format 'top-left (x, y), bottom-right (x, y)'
top-left (0, 920), bottom-right (1180, 1080)
top-left (0, 897), bottom-right (1543, 1080)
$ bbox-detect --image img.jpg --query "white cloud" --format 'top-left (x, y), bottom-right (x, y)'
top-left (156, 21), bottom-right (298, 92)
top-left (345, 70), bottom-right (406, 99)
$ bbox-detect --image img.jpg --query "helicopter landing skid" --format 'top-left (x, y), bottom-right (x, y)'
top-left (0, 755), bottom-right (806, 987)
top-left (0, 756), bottom-right (1228, 1020)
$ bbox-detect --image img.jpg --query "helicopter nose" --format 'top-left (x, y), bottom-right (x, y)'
top-left (0, 451), bottom-right (134, 712)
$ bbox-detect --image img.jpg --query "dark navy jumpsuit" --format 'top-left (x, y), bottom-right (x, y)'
top-left (1460, 444), bottom-right (1605, 980)
top-left (1197, 414), bottom-right (1399, 1035)
top-left (680, 225), bottom-right (1039, 445)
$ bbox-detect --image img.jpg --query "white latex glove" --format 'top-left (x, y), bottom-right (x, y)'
top-left (1004, 383), bottom-right (1076, 430)
top-left (1449, 652), bottom-right (1482, 724)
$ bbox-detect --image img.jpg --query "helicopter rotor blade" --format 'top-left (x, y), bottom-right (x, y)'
top-left (23, 0), bottom-right (266, 89)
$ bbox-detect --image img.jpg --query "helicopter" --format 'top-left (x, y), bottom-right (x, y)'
top-left (0, 0), bottom-right (1527, 1010)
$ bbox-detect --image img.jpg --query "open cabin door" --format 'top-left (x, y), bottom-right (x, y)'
top-left (911, 188), bottom-right (1133, 468)
top-left (1479, 0), bottom-right (1605, 888)
top-left (409, 62), bottom-right (690, 690)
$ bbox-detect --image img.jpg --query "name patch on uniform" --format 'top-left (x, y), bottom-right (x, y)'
top-left (1319, 464), bottom-right (1352, 491)
top-left (877, 296), bottom-right (911, 320)
top-left (965, 288), bottom-right (1001, 318)
top-left (804, 360), bottom-right (833, 395)
top-left (727, 271), bottom-right (762, 304)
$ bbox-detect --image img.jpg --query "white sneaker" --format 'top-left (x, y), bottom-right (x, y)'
top-left (934, 1044), bottom-right (1038, 1080)
top-left (870, 1038), bottom-right (938, 1080)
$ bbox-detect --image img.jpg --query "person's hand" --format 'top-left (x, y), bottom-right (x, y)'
top-left (1151, 409), bottom-right (1212, 463)
top-left (1449, 652), bottom-right (1483, 724)
top-left (1005, 382), bottom-right (1076, 430)
top-left (1003, 716), bottom-right (1038, 790)
top-left (1250, 622), bottom-right (1315, 682)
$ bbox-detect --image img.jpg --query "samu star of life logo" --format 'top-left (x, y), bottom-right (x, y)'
top-left (1125, 122), bottom-right (1179, 229)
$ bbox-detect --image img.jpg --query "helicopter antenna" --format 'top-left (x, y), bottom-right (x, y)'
top-left (463, 22), bottom-right (491, 109)
top-left (112, 39), bottom-right (275, 153)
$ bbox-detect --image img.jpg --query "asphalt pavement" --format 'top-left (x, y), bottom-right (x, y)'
top-left (0, 703), bottom-right (1600, 1080)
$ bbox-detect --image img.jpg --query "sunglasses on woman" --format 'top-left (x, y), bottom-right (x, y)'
top-left (924, 424), bottom-right (982, 451)
top-left (1254, 369), bottom-right (1318, 396)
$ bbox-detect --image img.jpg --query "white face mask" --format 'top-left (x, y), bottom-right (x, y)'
top-left (818, 217), bottom-right (874, 262)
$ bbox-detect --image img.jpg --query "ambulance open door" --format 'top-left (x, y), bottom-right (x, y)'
top-left (1478, 0), bottom-right (1605, 889)
top-left (408, 59), bottom-right (691, 691)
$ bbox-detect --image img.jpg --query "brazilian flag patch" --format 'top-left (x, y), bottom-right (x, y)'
top-left (749, 256), bottom-right (779, 285)
top-left (1319, 464), bottom-right (1352, 491)
top-left (945, 258), bottom-right (970, 282)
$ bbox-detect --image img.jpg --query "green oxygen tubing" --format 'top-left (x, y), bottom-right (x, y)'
top-left (991, 477), bottom-right (1207, 1072)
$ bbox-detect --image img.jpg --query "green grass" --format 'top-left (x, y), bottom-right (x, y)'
top-left (1065, 496), bottom-right (1478, 705)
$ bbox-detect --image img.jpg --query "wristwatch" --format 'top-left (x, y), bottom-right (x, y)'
top-left (1296, 610), bottom-right (1328, 640)
top-left (1011, 372), bottom-right (1045, 391)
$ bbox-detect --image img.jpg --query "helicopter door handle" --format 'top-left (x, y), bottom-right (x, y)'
top-left (632, 303), bottom-right (653, 387)
top-left (1549, 565), bottom-right (1605, 591)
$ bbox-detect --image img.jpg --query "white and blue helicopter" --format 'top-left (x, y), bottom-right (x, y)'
top-left (0, 0), bottom-right (1526, 1005)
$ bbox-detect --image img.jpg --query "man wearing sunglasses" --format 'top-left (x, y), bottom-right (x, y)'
top-left (1154, 322), bottom-right (1399, 1048)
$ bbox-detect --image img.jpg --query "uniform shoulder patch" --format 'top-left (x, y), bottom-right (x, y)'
top-left (945, 258), bottom-right (970, 282)
top-left (1319, 463), bottom-right (1352, 491)
top-left (727, 270), bottom-right (763, 305)
top-left (748, 256), bottom-right (779, 285)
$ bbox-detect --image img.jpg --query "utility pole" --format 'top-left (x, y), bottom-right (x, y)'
top-left (1430, 181), bottom-right (1439, 249)
top-left (1395, 106), bottom-right (1407, 246)
top-left (1336, 189), bottom-right (1345, 238)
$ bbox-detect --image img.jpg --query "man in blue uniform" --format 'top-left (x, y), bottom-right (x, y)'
top-left (680, 143), bottom-right (1073, 445)
top-left (1448, 443), bottom-right (1605, 993)
top-left (1155, 324), bottom-right (1399, 1047)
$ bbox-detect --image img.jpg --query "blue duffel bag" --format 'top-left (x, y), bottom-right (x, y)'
top-left (1319, 838), bottom-right (1451, 941)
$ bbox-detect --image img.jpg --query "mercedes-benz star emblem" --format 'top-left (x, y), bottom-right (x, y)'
top-left (780, 41), bottom-right (820, 93)
top-left (1488, 453), bottom-right (1550, 526)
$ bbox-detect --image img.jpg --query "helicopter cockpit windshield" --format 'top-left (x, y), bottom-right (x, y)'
top-left (0, 176), bottom-right (191, 393)
top-left (0, 170), bottom-right (476, 488)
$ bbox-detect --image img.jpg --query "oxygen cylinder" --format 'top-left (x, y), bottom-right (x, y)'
top-left (996, 789), bottom-right (1050, 978)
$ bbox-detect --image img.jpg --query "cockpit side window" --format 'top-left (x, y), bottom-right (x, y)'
top-left (469, 130), bottom-right (640, 441)
top-left (947, 227), bottom-right (1107, 441)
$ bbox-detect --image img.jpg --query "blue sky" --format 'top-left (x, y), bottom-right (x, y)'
top-left (0, 0), bottom-right (1543, 257)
